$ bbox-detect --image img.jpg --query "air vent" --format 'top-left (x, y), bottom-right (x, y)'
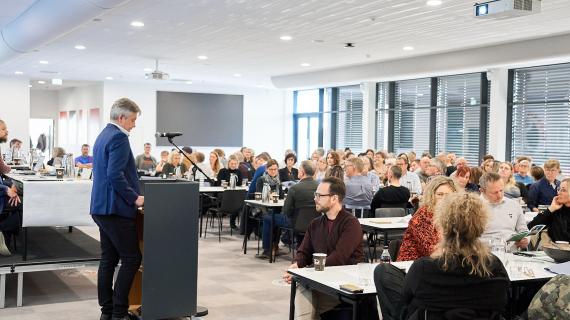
top-left (514, 0), bottom-right (533, 10)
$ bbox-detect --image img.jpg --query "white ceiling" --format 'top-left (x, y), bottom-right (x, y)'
top-left (1, 0), bottom-right (570, 88)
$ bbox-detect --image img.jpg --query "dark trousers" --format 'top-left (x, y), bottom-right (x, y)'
top-left (374, 263), bottom-right (407, 320)
top-left (92, 214), bottom-right (142, 318)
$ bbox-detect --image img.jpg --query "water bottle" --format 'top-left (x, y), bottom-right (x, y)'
top-left (262, 183), bottom-right (271, 203)
top-left (229, 173), bottom-right (237, 189)
top-left (175, 166), bottom-right (181, 178)
top-left (380, 246), bottom-right (391, 264)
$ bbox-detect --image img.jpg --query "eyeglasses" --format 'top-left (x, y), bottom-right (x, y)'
top-left (314, 192), bottom-right (333, 199)
top-left (545, 169), bottom-right (559, 173)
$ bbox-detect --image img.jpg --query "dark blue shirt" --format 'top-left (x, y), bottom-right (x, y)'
top-left (527, 177), bottom-right (560, 211)
top-left (248, 164), bottom-right (266, 194)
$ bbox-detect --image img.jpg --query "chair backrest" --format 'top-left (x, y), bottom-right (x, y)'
top-left (388, 239), bottom-right (402, 261)
top-left (293, 206), bottom-right (321, 234)
top-left (375, 207), bottom-right (406, 218)
top-left (219, 189), bottom-right (247, 213)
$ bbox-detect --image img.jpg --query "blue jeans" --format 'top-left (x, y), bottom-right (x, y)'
top-left (262, 212), bottom-right (290, 252)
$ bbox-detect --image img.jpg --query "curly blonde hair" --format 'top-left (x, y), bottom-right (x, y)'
top-left (432, 192), bottom-right (494, 277)
top-left (421, 176), bottom-right (457, 211)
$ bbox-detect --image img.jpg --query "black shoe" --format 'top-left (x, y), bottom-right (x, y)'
top-left (255, 251), bottom-right (270, 259)
top-left (100, 314), bottom-right (112, 320)
top-left (230, 224), bottom-right (239, 231)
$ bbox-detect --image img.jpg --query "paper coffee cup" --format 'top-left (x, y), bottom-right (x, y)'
top-left (313, 253), bottom-right (327, 271)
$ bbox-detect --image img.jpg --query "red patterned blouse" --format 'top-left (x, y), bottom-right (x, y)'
top-left (396, 206), bottom-right (440, 261)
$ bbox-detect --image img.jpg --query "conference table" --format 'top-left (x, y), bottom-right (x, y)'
top-left (198, 185), bottom-right (247, 237)
top-left (242, 199), bottom-right (285, 263)
top-left (287, 252), bottom-right (560, 320)
top-left (359, 216), bottom-right (410, 261)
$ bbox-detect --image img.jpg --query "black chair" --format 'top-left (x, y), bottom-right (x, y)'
top-left (388, 239), bottom-right (402, 261)
top-left (280, 206), bottom-right (321, 261)
top-left (204, 189), bottom-right (247, 242)
top-left (375, 207), bottom-right (407, 218)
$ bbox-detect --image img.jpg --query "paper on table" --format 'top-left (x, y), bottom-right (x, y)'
top-left (545, 261), bottom-right (570, 275)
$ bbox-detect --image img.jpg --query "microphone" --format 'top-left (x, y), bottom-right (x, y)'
top-left (155, 132), bottom-right (183, 138)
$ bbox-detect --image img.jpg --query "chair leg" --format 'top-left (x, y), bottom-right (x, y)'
top-left (218, 213), bottom-right (222, 243)
top-left (204, 213), bottom-right (209, 239)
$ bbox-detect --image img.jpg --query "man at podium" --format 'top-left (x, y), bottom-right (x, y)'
top-left (90, 98), bottom-right (145, 320)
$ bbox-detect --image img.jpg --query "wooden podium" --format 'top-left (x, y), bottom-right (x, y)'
top-left (128, 180), bottom-right (199, 320)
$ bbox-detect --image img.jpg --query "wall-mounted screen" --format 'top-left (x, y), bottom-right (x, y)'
top-left (156, 91), bottom-right (244, 147)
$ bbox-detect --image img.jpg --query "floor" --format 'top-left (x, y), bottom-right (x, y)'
top-left (0, 225), bottom-right (293, 320)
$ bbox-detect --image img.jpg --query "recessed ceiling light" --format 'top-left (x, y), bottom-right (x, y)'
top-left (185, 81), bottom-right (193, 85)
top-left (130, 21), bottom-right (144, 27)
top-left (14, 71), bottom-right (23, 75)
top-left (426, 0), bottom-right (443, 6)
top-left (403, 46), bottom-right (414, 51)
top-left (74, 45), bottom-right (86, 50)
top-left (300, 62), bottom-right (311, 67)
top-left (105, 76), bottom-right (114, 80)
top-left (280, 35), bottom-right (292, 41)
top-left (38, 80), bottom-right (46, 84)
top-left (233, 73), bottom-right (242, 77)
top-left (143, 67), bottom-right (152, 72)
top-left (39, 60), bottom-right (49, 64)
top-left (197, 55), bottom-right (208, 60)
top-left (52, 78), bottom-right (63, 85)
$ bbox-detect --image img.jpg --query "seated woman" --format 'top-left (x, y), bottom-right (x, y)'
top-left (209, 151), bottom-right (223, 177)
top-left (216, 155), bottom-right (243, 186)
top-left (154, 150), bottom-right (169, 174)
top-left (498, 161), bottom-right (527, 200)
top-left (452, 166), bottom-right (479, 193)
top-left (325, 150), bottom-right (344, 179)
top-left (255, 159), bottom-right (283, 197)
top-left (397, 176), bottom-right (457, 261)
top-left (192, 152), bottom-right (214, 181)
top-left (278, 153), bottom-right (299, 182)
top-left (481, 158), bottom-right (495, 174)
top-left (528, 159), bottom-right (561, 212)
top-left (238, 147), bottom-right (255, 181)
top-left (161, 151), bottom-right (188, 177)
top-left (314, 157), bottom-right (328, 183)
top-left (528, 178), bottom-right (570, 242)
top-left (360, 155), bottom-right (381, 190)
top-left (47, 147), bottom-right (66, 167)
top-left (375, 192), bottom-right (509, 320)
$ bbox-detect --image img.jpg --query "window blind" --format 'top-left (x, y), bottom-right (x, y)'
top-left (512, 64), bottom-right (570, 174)
top-left (375, 83), bottom-right (389, 151)
top-left (335, 85), bottom-right (363, 153)
top-left (435, 73), bottom-right (485, 166)
top-left (393, 78), bottom-right (431, 154)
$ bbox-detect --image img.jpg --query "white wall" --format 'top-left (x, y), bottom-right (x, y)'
top-left (30, 90), bottom-right (58, 119)
top-left (102, 81), bottom-right (286, 157)
top-left (0, 77), bottom-right (30, 153)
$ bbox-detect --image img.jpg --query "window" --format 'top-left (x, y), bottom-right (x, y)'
top-left (293, 89), bottom-right (322, 160)
top-left (435, 73), bottom-right (486, 166)
top-left (511, 64), bottom-right (570, 173)
top-left (393, 78), bottom-right (431, 154)
top-left (295, 89), bottom-right (320, 113)
top-left (375, 83), bottom-right (389, 151)
top-left (333, 85), bottom-right (363, 153)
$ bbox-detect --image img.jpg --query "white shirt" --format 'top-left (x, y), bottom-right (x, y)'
top-left (109, 122), bottom-right (130, 136)
top-left (481, 196), bottom-right (528, 243)
top-left (400, 171), bottom-right (422, 194)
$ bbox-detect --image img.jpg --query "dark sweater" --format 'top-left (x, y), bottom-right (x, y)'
top-left (370, 185), bottom-right (410, 213)
top-left (295, 209), bottom-right (364, 268)
top-left (403, 256), bottom-right (510, 319)
top-left (216, 168), bottom-right (243, 186)
top-left (279, 167), bottom-right (299, 182)
top-left (528, 205), bottom-right (570, 242)
top-left (161, 163), bottom-right (188, 176)
top-left (527, 178), bottom-right (560, 211)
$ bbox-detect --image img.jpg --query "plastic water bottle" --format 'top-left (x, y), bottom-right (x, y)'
top-left (380, 246), bottom-right (391, 264)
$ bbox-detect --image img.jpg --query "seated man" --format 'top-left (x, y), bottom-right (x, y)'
top-left (75, 144), bottom-right (94, 169)
top-left (528, 178), bottom-right (570, 243)
top-left (0, 171), bottom-right (21, 256)
top-left (135, 143), bottom-right (157, 171)
top-left (527, 159), bottom-right (561, 212)
top-left (283, 177), bottom-right (364, 319)
top-left (480, 172), bottom-right (529, 249)
top-left (343, 157), bottom-right (374, 209)
top-left (514, 159), bottom-right (534, 185)
top-left (396, 155), bottom-right (422, 195)
top-left (370, 165), bottom-right (410, 213)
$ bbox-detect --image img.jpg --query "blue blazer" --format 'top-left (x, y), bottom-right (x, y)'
top-left (90, 123), bottom-right (140, 219)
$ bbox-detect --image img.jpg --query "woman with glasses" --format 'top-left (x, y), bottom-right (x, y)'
top-left (315, 157), bottom-right (328, 183)
top-left (528, 159), bottom-right (562, 212)
top-left (397, 176), bottom-right (458, 261)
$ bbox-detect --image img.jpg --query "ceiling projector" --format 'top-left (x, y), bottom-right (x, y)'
top-left (474, 0), bottom-right (541, 18)
top-left (145, 59), bottom-right (169, 80)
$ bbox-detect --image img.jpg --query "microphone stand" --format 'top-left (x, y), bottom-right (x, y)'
top-left (166, 137), bottom-right (215, 185)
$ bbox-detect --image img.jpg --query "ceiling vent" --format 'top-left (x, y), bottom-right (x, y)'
top-left (145, 59), bottom-right (169, 80)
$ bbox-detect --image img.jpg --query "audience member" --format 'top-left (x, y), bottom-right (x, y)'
top-left (135, 143), bottom-right (157, 171)
top-left (370, 165), bottom-right (410, 213)
top-left (449, 157), bottom-right (467, 178)
top-left (527, 160), bottom-right (561, 212)
top-left (409, 159), bottom-right (420, 172)
top-left (480, 172), bottom-right (529, 249)
top-left (193, 152), bottom-right (214, 181)
top-left (481, 158), bottom-right (495, 173)
top-left (373, 151), bottom-right (388, 180)
top-left (255, 159), bottom-right (283, 196)
top-left (161, 150), bottom-right (188, 177)
top-left (47, 147), bottom-right (66, 167)
top-left (452, 166), bottom-right (479, 193)
top-left (470, 166), bottom-right (484, 188)
top-left (154, 150), bottom-right (169, 174)
top-left (216, 155), bottom-right (243, 186)
top-left (398, 176), bottom-right (457, 261)
top-left (212, 148), bottom-right (227, 169)
top-left (359, 155), bottom-right (381, 189)
top-left (0, 120), bottom-right (20, 256)
top-left (209, 151), bottom-right (223, 176)
top-left (325, 150), bottom-right (344, 179)
top-left (238, 147), bottom-right (255, 180)
top-left (529, 165), bottom-right (545, 182)
top-left (279, 153), bottom-right (299, 182)
top-left (343, 157), bottom-right (374, 209)
top-left (74, 144), bottom-right (94, 169)
top-left (0, 120), bottom-right (12, 174)
top-left (498, 162), bottom-right (527, 200)
top-left (514, 159), bottom-right (534, 185)
top-left (375, 192), bottom-right (509, 320)
top-left (283, 177), bottom-right (364, 319)
top-left (528, 178), bottom-right (570, 242)
top-left (397, 155), bottom-right (422, 195)
top-left (310, 148), bottom-right (324, 161)
top-left (314, 157), bottom-right (327, 182)
top-left (248, 153), bottom-right (269, 194)
top-left (415, 155), bottom-right (431, 184)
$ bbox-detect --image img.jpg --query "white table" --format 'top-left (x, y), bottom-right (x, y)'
top-left (199, 185), bottom-right (247, 193)
top-left (287, 253), bottom-right (558, 320)
top-left (359, 216), bottom-right (411, 260)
